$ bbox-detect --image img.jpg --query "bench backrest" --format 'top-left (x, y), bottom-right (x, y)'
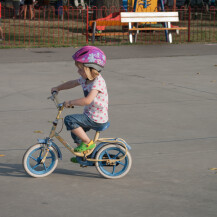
top-left (121, 12), bottom-right (179, 23)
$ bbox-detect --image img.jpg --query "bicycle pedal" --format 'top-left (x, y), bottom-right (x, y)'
top-left (80, 165), bottom-right (88, 168)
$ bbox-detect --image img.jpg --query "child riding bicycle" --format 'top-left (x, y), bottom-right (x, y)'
top-left (51, 46), bottom-right (108, 159)
top-left (24, 46), bottom-right (132, 178)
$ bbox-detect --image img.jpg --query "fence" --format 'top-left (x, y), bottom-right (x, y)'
top-left (0, 5), bottom-right (216, 47)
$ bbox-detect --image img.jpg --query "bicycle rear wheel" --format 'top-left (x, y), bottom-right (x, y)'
top-left (95, 144), bottom-right (132, 179)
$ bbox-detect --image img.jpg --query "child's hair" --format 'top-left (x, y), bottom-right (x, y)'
top-left (75, 61), bottom-right (99, 81)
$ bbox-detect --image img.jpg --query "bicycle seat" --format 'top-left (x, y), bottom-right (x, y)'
top-left (92, 122), bottom-right (110, 132)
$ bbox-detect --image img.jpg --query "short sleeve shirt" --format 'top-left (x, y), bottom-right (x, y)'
top-left (78, 74), bottom-right (108, 123)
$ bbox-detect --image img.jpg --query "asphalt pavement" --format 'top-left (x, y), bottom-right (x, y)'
top-left (0, 43), bottom-right (217, 217)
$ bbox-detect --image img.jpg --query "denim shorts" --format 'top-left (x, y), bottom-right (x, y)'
top-left (64, 114), bottom-right (107, 144)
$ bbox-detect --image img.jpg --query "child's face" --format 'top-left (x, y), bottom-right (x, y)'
top-left (75, 62), bottom-right (87, 79)
top-left (78, 67), bottom-right (87, 79)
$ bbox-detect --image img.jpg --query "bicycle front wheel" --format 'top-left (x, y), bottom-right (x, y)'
top-left (23, 144), bottom-right (58, 178)
top-left (95, 144), bottom-right (132, 179)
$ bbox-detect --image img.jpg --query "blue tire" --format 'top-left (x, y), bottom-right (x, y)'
top-left (95, 144), bottom-right (132, 179)
top-left (23, 144), bottom-right (58, 178)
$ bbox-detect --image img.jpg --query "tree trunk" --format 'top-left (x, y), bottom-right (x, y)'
top-left (94, 0), bottom-right (122, 18)
top-left (95, 0), bottom-right (122, 9)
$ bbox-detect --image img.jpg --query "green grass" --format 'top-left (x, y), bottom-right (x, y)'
top-left (0, 16), bottom-right (216, 48)
top-left (0, 17), bottom-right (88, 48)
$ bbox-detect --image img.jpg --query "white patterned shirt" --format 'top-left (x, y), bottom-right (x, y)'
top-left (78, 74), bottom-right (109, 123)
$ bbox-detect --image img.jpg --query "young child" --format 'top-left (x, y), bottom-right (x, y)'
top-left (51, 46), bottom-right (108, 157)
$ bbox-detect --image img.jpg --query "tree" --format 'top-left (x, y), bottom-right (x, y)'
top-left (95, 0), bottom-right (122, 9)
top-left (94, 0), bottom-right (122, 18)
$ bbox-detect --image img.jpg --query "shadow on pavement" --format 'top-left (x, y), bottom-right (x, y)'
top-left (0, 163), bottom-right (26, 177)
top-left (0, 163), bottom-right (102, 179)
top-left (54, 168), bottom-right (102, 179)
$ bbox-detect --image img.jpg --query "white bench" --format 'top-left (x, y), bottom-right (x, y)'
top-left (120, 12), bottom-right (187, 43)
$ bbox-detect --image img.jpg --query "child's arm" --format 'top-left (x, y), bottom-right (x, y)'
top-left (64, 89), bottom-right (99, 107)
top-left (51, 80), bottom-right (80, 93)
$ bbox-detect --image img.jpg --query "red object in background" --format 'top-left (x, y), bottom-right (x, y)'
top-left (94, 12), bottom-right (121, 31)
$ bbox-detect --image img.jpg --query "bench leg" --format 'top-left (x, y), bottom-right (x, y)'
top-left (134, 23), bottom-right (139, 43)
top-left (135, 30), bottom-right (139, 43)
top-left (168, 22), bottom-right (172, 43)
top-left (92, 22), bottom-right (96, 44)
top-left (129, 22), bottom-right (133, 43)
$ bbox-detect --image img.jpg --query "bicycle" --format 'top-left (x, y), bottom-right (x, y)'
top-left (23, 92), bottom-right (132, 179)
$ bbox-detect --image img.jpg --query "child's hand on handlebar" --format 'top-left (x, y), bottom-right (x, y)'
top-left (64, 101), bottom-right (74, 108)
top-left (51, 87), bottom-right (59, 94)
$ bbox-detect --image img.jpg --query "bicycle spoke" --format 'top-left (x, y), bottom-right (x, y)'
top-left (43, 163), bottom-right (47, 171)
top-left (112, 165), bottom-right (116, 174)
top-left (39, 149), bottom-right (44, 158)
top-left (32, 163), bottom-right (40, 169)
top-left (105, 151), bottom-right (111, 159)
top-left (116, 161), bottom-right (125, 166)
top-left (114, 151), bottom-right (121, 159)
top-left (30, 155), bottom-right (38, 162)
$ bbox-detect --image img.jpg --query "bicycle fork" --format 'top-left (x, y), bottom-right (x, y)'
top-left (41, 105), bottom-right (64, 163)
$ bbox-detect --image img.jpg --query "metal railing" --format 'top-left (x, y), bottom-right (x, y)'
top-left (0, 5), bottom-right (216, 47)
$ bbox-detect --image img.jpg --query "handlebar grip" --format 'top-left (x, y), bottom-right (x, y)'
top-left (52, 91), bottom-right (58, 96)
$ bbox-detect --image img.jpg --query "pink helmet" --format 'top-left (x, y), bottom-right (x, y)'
top-left (72, 46), bottom-right (106, 71)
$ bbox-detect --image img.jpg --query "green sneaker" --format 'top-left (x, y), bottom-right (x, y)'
top-left (71, 157), bottom-right (78, 163)
top-left (74, 141), bottom-right (96, 152)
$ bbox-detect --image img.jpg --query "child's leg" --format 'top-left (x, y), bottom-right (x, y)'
top-left (64, 114), bottom-right (91, 144)
top-left (0, 27), bottom-right (3, 39)
top-left (70, 128), bottom-right (90, 146)
top-left (24, 5), bottom-right (27, 19)
top-left (29, 5), bottom-right (33, 19)
top-left (64, 114), bottom-right (106, 152)
top-left (71, 127), bottom-right (91, 144)
top-left (20, 5), bottom-right (24, 17)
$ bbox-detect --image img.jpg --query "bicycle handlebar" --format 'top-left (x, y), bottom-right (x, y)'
top-left (48, 91), bottom-right (59, 102)
top-left (48, 91), bottom-right (74, 109)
